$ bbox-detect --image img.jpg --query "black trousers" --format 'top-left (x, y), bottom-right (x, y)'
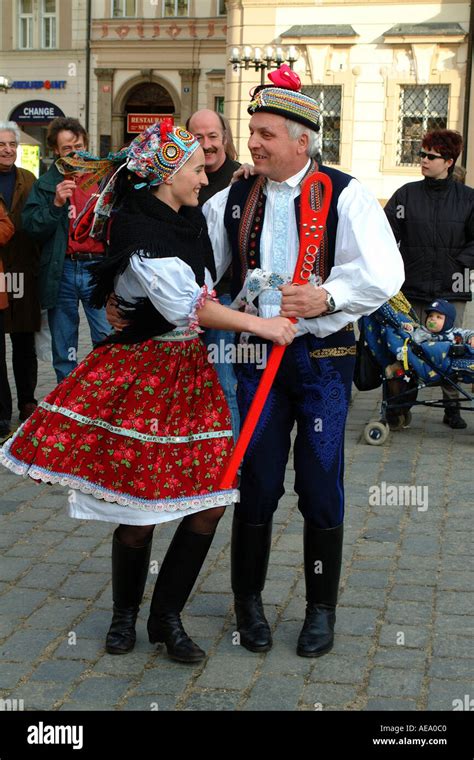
top-left (0, 311), bottom-right (37, 421)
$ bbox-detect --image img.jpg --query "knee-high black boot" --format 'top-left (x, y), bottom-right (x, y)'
top-left (147, 522), bottom-right (214, 663)
top-left (231, 515), bottom-right (273, 653)
top-left (105, 529), bottom-right (152, 655)
top-left (297, 521), bottom-right (343, 658)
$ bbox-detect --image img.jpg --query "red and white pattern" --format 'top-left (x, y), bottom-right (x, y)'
top-left (0, 335), bottom-right (238, 517)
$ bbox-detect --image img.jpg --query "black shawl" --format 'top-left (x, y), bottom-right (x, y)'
top-left (89, 189), bottom-right (216, 344)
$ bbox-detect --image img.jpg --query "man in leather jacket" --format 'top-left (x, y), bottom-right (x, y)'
top-left (385, 129), bottom-right (474, 429)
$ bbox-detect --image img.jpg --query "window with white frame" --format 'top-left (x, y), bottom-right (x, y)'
top-left (42, 0), bottom-right (57, 49)
top-left (397, 85), bottom-right (449, 166)
top-left (218, 0), bottom-right (226, 14)
top-left (112, 0), bottom-right (136, 17)
top-left (302, 85), bottom-right (342, 165)
top-left (19, 0), bottom-right (33, 49)
top-left (163, 0), bottom-right (189, 17)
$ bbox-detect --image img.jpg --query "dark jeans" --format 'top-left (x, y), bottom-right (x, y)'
top-left (235, 328), bottom-right (356, 529)
top-left (0, 310), bottom-right (37, 422)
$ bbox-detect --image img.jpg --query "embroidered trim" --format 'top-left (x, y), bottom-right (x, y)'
top-left (236, 162), bottom-right (329, 289)
top-left (0, 445), bottom-right (238, 513)
top-left (309, 346), bottom-right (357, 359)
top-left (238, 176), bottom-right (266, 282)
top-left (38, 401), bottom-right (233, 444)
top-left (152, 327), bottom-right (200, 341)
top-left (188, 285), bottom-right (218, 332)
top-left (231, 268), bottom-right (321, 310)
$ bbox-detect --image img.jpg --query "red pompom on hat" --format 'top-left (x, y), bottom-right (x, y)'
top-left (267, 64), bottom-right (301, 91)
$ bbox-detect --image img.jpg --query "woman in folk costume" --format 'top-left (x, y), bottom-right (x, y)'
top-left (0, 122), bottom-right (296, 663)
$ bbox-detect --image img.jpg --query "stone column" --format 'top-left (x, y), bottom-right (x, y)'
top-left (94, 68), bottom-right (114, 154)
top-left (178, 69), bottom-right (200, 123)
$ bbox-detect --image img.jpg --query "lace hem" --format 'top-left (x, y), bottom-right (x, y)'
top-left (0, 445), bottom-right (239, 514)
top-left (188, 285), bottom-right (218, 332)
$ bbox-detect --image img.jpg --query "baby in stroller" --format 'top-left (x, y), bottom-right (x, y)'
top-left (359, 294), bottom-right (474, 443)
top-left (385, 299), bottom-right (474, 380)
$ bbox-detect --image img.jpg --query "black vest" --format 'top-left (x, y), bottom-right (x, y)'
top-left (224, 165), bottom-right (353, 300)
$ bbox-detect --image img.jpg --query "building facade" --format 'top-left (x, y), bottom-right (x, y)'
top-left (226, 0), bottom-right (471, 200)
top-left (0, 0), bottom-right (89, 162)
top-left (89, 0), bottom-right (227, 154)
top-left (0, 0), bottom-right (471, 197)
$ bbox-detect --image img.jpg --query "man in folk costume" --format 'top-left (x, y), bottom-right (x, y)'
top-left (203, 67), bottom-right (405, 657)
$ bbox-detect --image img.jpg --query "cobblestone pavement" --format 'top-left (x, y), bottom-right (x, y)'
top-left (0, 307), bottom-right (473, 712)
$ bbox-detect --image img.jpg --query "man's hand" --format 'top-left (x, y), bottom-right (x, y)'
top-left (279, 284), bottom-right (329, 319)
top-left (53, 179), bottom-right (76, 208)
top-left (106, 294), bottom-right (130, 331)
top-left (231, 163), bottom-right (256, 183)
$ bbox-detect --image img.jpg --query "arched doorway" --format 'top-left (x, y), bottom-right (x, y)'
top-left (123, 82), bottom-right (175, 144)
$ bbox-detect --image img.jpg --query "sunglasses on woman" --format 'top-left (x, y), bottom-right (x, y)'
top-left (418, 150), bottom-right (449, 161)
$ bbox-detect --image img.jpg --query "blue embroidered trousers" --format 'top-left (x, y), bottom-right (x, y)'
top-left (235, 328), bottom-right (356, 529)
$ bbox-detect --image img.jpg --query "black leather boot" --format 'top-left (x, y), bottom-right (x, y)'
top-left (443, 402), bottom-right (467, 429)
top-left (297, 521), bottom-right (344, 658)
top-left (231, 515), bottom-right (273, 653)
top-left (105, 530), bottom-right (152, 655)
top-left (147, 522), bottom-right (214, 663)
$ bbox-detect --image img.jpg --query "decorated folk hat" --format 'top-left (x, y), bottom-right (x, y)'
top-left (126, 120), bottom-right (199, 187)
top-left (55, 119), bottom-right (200, 240)
top-left (247, 64), bottom-right (320, 132)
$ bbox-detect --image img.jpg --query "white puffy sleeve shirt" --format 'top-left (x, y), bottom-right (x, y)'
top-left (203, 173), bottom-right (405, 338)
top-left (114, 253), bottom-right (215, 328)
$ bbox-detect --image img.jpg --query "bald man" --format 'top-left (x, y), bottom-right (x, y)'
top-left (186, 109), bottom-right (240, 205)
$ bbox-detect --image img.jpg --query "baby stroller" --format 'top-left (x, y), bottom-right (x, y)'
top-left (356, 293), bottom-right (474, 445)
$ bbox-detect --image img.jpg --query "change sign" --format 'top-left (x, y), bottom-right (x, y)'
top-left (9, 100), bottom-right (65, 124)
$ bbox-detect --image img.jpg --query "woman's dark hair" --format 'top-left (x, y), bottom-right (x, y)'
top-left (46, 117), bottom-right (88, 150)
top-left (422, 129), bottom-right (463, 173)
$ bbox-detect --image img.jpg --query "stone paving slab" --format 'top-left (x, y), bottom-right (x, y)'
top-left (0, 305), bottom-right (473, 712)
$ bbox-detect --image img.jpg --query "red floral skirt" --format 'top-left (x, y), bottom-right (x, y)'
top-left (0, 334), bottom-right (238, 519)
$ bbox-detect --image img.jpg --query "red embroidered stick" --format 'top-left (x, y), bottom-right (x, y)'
top-left (220, 171), bottom-right (333, 489)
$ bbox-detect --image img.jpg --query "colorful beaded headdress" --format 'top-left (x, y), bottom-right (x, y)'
top-left (247, 65), bottom-right (320, 132)
top-left (55, 119), bottom-right (200, 239)
top-left (126, 120), bottom-right (199, 187)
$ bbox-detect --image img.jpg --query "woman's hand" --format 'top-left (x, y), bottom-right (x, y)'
top-left (255, 316), bottom-right (298, 345)
top-left (231, 163), bottom-right (257, 183)
top-left (106, 294), bottom-right (129, 331)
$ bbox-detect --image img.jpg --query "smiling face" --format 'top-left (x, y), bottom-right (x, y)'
top-left (248, 112), bottom-right (308, 182)
top-left (188, 110), bottom-right (227, 173)
top-left (156, 146), bottom-right (208, 211)
top-left (0, 130), bottom-right (18, 172)
top-left (54, 129), bottom-right (87, 158)
top-left (425, 310), bottom-right (446, 333)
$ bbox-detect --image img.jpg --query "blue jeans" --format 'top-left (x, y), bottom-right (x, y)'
top-left (202, 293), bottom-right (240, 441)
top-left (48, 258), bottom-right (111, 383)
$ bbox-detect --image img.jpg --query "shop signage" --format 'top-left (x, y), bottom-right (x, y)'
top-left (9, 100), bottom-right (65, 124)
top-left (127, 113), bottom-right (174, 133)
top-left (11, 80), bottom-right (67, 90)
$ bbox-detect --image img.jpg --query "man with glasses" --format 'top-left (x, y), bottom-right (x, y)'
top-left (385, 129), bottom-right (474, 429)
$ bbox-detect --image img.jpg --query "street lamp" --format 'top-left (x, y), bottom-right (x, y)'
top-left (230, 45), bottom-right (299, 84)
top-left (0, 75), bottom-right (12, 93)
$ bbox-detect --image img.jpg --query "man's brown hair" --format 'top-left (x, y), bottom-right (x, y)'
top-left (46, 117), bottom-right (88, 151)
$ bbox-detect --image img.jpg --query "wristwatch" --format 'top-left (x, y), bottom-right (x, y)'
top-left (325, 291), bottom-right (336, 313)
